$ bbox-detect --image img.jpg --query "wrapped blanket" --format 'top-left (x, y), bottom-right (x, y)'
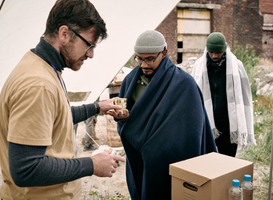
top-left (118, 55), bottom-right (216, 200)
top-left (192, 47), bottom-right (256, 147)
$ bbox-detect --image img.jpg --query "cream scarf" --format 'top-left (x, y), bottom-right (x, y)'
top-left (192, 47), bottom-right (256, 147)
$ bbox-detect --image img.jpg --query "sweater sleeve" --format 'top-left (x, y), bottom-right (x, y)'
top-left (71, 103), bottom-right (97, 124)
top-left (8, 142), bottom-right (93, 187)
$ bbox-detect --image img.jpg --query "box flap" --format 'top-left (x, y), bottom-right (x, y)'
top-left (169, 152), bottom-right (253, 186)
top-left (170, 164), bottom-right (211, 187)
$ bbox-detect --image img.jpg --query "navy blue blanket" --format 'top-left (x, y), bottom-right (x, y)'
top-left (118, 55), bottom-right (216, 200)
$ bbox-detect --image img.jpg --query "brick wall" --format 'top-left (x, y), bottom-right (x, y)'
top-left (211, 1), bottom-right (234, 47)
top-left (156, 8), bottom-right (178, 64)
top-left (260, 0), bottom-right (273, 14)
top-left (233, 0), bottom-right (263, 55)
top-left (260, 1), bottom-right (273, 60)
top-left (211, 0), bottom-right (263, 55)
top-left (156, 0), bottom-right (264, 63)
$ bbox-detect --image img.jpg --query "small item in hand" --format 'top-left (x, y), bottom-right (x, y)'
top-left (114, 98), bottom-right (127, 115)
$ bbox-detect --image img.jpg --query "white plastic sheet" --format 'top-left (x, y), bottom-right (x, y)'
top-left (0, 0), bottom-right (180, 102)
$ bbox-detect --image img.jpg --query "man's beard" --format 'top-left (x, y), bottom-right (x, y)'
top-left (60, 43), bottom-right (78, 71)
top-left (140, 67), bottom-right (156, 79)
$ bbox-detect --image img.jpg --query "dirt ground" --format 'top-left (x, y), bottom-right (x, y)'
top-left (0, 114), bottom-right (270, 199)
top-left (0, 111), bottom-right (272, 199)
top-left (76, 115), bottom-right (130, 200)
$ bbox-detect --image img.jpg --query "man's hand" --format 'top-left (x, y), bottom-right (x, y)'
top-left (91, 149), bottom-right (126, 177)
top-left (98, 98), bottom-right (122, 114)
top-left (107, 109), bottom-right (129, 120)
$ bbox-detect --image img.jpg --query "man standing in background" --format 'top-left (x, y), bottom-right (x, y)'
top-left (192, 32), bottom-right (256, 157)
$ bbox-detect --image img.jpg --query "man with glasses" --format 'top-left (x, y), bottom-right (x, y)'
top-left (109, 30), bottom-right (217, 200)
top-left (0, 1), bottom-right (125, 200)
top-left (69, 27), bottom-right (96, 55)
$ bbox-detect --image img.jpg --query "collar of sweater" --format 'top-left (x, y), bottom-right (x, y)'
top-left (31, 37), bottom-right (66, 72)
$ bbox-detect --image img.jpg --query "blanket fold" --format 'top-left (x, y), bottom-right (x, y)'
top-left (118, 55), bottom-right (216, 200)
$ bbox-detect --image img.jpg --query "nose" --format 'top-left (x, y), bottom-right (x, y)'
top-left (211, 53), bottom-right (217, 58)
top-left (140, 61), bottom-right (148, 67)
top-left (86, 49), bottom-right (94, 59)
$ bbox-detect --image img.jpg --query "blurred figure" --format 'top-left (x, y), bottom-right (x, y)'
top-left (83, 116), bottom-right (97, 151)
top-left (108, 76), bottom-right (121, 98)
top-left (192, 32), bottom-right (256, 157)
top-left (107, 70), bottom-right (124, 99)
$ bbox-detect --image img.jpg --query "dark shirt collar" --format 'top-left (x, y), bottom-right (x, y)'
top-left (31, 37), bottom-right (66, 72)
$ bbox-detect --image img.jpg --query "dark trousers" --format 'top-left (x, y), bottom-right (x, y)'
top-left (215, 121), bottom-right (238, 157)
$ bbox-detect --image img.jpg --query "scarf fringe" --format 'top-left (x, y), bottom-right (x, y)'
top-left (214, 130), bottom-right (256, 148)
top-left (192, 47), bottom-right (256, 149)
top-left (230, 131), bottom-right (256, 147)
top-left (212, 128), bottom-right (221, 140)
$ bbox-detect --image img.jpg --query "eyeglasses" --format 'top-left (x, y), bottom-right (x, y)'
top-left (69, 27), bottom-right (96, 54)
top-left (134, 52), bottom-right (161, 65)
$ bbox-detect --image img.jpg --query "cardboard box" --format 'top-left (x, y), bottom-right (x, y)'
top-left (106, 115), bottom-right (122, 147)
top-left (115, 73), bottom-right (126, 85)
top-left (169, 152), bottom-right (253, 200)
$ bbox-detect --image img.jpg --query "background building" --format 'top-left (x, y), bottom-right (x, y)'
top-left (154, 0), bottom-right (273, 64)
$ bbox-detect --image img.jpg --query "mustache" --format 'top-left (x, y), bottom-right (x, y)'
top-left (140, 66), bottom-right (154, 70)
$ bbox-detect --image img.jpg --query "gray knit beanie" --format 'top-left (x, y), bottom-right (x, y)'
top-left (206, 32), bottom-right (227, 53)
top-left (134, 30), bottom-right (167, 53)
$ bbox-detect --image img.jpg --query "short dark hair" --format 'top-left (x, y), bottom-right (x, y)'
top-left (44, 0), bottom-right (107, 41)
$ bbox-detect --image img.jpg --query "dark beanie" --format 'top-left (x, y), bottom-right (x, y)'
top-left (206, 32), bottom-right (227, 53)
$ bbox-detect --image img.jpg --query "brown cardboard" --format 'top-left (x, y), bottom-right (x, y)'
top-left (106, 115), bottom-right (122, 147)
top-left (115, 74), bottom-right (126, 85)
top-left (169, 152), bottom-right (253, 200)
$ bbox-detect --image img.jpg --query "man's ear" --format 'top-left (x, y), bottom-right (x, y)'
top-left (162, 49), bottom-right (168, 58)
top-left (58, 25), bottom-right (71, 44)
